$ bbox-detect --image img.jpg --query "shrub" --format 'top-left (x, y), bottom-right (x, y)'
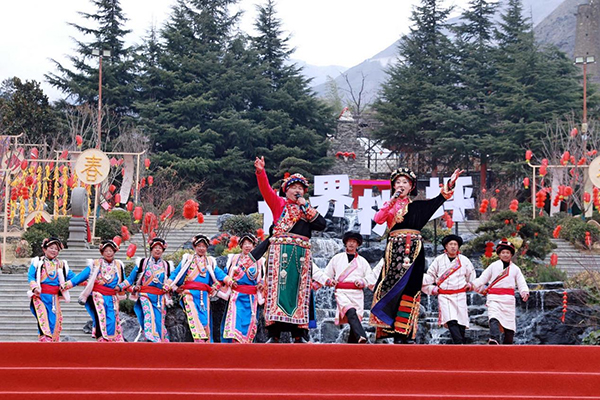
top-left (164, 249), bottom-right (194, 265)
top-left (22, 217), bottom-right (70, 257)
top-left (222, 214), bottom-right (260, 236)
top-left (106, 210), bottom-right (133, 230)
top-left (558, 216), bottom-right (600, 248)
top-left (119, 299), bottom-right (135, 316)
top-left (95, 218), bottom-right (122, 240)
top-left (532, 264), bottom-right (567, 283)
top-left (583, 330), bottom-right (600, 345)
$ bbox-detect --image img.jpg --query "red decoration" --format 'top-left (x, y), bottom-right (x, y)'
top-left (182, 199), bottom-right (198, 220)
top-left (197, 213), bottom-right (204, 224)
top-left (561, 291), bottom-right (568, 323)
top-left (539, 164), bottom-right (547, 177)
top-left (570, 127), bottom-right (578, 137)
top-left (121, 226), bottom-right (131, 241)
top-left (550, 253), bottom-right (558, 267)
top-left (484, 242), bottom-right (494, 258)
top-left (560, 151), bottom-right (570, 166)
top-left (126, 244), bottom-right (137, 259)
top-left (142, 212), bottom-right (158, 235)
top-left (578, 157), bottom-right (586, 166)
top-left (490, 197), bottom-right (497, 211)
top-left (257, 228), bottom-right (265, 240)
top-left (109, 184), bottom-right (116, 193)
top-left (525, 150), bottom-right (532, 163)
top-left (126, 201), bottom-right (134, 212)
top-left (60, 150), bottom-right (68, 159)
top-left (25, 176), bottom-right (34, 187)
top-left (523, 177), bottom-right (529, 189)
top-left (585, 192), bottom-right (591, 203)
top-left (585, 231), bottom-right (592, 248)
top-left (113, 236), bottom-right (122, 247)
top-left (553, 225), bottom-right (562, 239)
top-left (479, 199), bottom-right (489, 214)
top-left (114, 193), bottom-right (121, 206)
top-left (20, 160), bottom-right (28, 171)
top-left (228, 236), bottom-right (239, 250)
top-left (148, 176), bottom-right (154, 186)
top-left (30, 148), bottom-right (39, 159)
top-left (284, 172), bottom-right (290, 179)
top-left (133, 206), bottom-right (143, 223)
top-left (210, 238), bottom-right (220, 246)
top-left (509, 199), bottom-right (519, 212)
top-left (144, 158), bottom-right (151, 169)
top-left (76, 135), bottom-right (83, 147)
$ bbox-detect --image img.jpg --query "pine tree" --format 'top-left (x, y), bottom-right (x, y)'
top-left (374, 0), bottom-right (458, 174)
top-left (45, 0), bottom-right (137, 120)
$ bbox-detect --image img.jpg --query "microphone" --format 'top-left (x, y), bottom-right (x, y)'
top-left (393, 189), bottom-right (403, 199)
top-left (295, 193), bottom-right (308, 213)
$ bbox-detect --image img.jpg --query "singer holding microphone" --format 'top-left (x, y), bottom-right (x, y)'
top-left (253, 156), bottom-right (326, 343)
top-left (370, 167), bottom-right (463, 344)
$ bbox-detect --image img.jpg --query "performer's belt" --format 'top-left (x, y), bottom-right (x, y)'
top-left (180, 282), bottom-right (212, 292)
top-left (389, 229), bottom-right (422, 243)
top-left (40, 284), bottom-right (60, 295)
top-left (93, 284), bottom-right (118, 296)
top-left (336, 282), bottom-right (361, 290)
top-left (438, 287), bottom-right (468, 295)
top-left (139, 285), bottom-right (164, 295)
top-left (270, 233), bottom-right (311, 249)
top-left (234, 285), bottom-right (257, 295)
top-left (487, 288), bottom-right (514, 295)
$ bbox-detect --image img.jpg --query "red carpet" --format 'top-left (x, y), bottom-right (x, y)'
top-left (0, 343), bottom-right (599, 399)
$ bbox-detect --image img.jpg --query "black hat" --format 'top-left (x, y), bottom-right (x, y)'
top-left (390, 167), bottom-right (417, 196)
top-left (42, 237), bottom-right (63, 250)
top-left (342, 231), bottom-right (363, 246)
top-left (99, 239), bottom-right (119, 253)
top-left (496, 238), bottom-right (515, 256)
top-left (441, 234), bottom-right (463, 248)
top-left (192, 234), bottom-right (210, 247)
top-left (279, 173), bottom-right (310, 196)
top-left (149, 237), bottom-right (167, 250)
top-left (239, 233), bottom-right (258, 246)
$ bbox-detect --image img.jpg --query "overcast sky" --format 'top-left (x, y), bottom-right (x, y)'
top-left (0, 0), bottom-right (469, 101)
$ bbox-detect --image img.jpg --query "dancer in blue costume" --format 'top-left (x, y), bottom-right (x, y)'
top-left (28, 237), bottom-right (74, 342)
top-left (63, 239), bottom-right (126, 342)
top-left (220, 233), bottom-right (264, 343)
top-left (166, 234), bottom-right (227, 342)
top-left (119, 237), bottom-right (173, 342)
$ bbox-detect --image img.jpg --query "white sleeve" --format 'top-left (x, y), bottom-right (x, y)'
top-left (462, 255), bottom-right (476, 284)
top-left (515, 266), bottom-right (529, 296)
top-left (473, 262), bottom-right (494, 291)
top-left (422, 256), bottom-right (440, 295)
top-left (311, 262), bottom-right (328, 285)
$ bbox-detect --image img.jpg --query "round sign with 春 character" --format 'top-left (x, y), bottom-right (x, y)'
top-left (74, 149), bottom-right (110, 185)
top-left (589, 156), bottom-right (600, 188)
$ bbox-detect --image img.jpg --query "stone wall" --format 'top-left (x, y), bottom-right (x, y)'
top-left (575, 1), bottom-right (600, 83)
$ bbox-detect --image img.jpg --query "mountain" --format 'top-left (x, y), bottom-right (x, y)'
top-left (291, 59), bottom-right (348, 87)
top-left (306, 0), bottom-right (574, 107)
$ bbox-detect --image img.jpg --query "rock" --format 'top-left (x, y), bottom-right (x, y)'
top-left (120, 312), bottom-right (141, 342)
top-left (216, 214), bottom-right (234, 232)
top-left (83, 320), bottom-right (92, 334)
top-left (358, 244), bottom-right (385, 264)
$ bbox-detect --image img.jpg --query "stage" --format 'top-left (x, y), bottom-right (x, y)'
top-left (0, 342), bottom-right (599, 399)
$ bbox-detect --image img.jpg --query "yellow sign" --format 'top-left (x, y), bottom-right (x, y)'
top-left (74, 149), bottom-right (110, 185)
top-left (589, 156), bottom-right (600, 188)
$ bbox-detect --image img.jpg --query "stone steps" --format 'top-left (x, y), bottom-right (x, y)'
top-left (0, 273), bottom-right (93, 342)
top-left (544, 238), bottom-right (600, 276)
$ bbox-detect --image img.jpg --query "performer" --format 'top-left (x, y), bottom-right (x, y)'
top-left (166, 234), bottom-right (226, 342)
top-left (63, 240), bottom-right (126, 342)
top-left (119, 237), bottom-right (173, 342)
top-left (473, 239), bottom-right (530, 344)
top-left (253, 156), bottom-right (326, 343)
top-left (370, 167), bottom-right (463, 343)
top-left (27, 237), bottom-right (74, 342)
top-left (322, 231), bottom-right (378, 343)
top-left (220, 233), bottom-right (264, 343)
top-left (422, 234), bottom-right (475, 344)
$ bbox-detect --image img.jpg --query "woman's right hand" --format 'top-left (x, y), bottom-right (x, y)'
top-left (254, 156), bottom-right (265, 173)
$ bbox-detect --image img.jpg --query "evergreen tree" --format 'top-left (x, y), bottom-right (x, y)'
top-left (0, 77), bottom-right (59, 148)
top-left (374, 0), bottom-right (458, 174)
top-left (46, 0), bottom-right (137, 123)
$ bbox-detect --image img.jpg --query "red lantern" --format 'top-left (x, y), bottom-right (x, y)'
top-left (525, 150), bottom-right (532, 163)
top-left (523, 177), bottom-right (529, 189)
top-left (585, 231), bottom-right (592, 248)
top-left (109, 184), bottom-right (116, 193)
top-left (257, 228), bottom-right (265, 240)
top-left (182, 199), bottom-right (198, 220)
top-left (133, 206), bottom-right (143, 223)
top-left (76, 135), bottom-right (83, 147)
top-left (113, 236), bottom-right (122, 246)
top-left (553, 225), bottom-right (562, 239)
top-left (144, 158), bottom-right (151, 169)
top-left (210, 238), bottom-right (220, 246)
top-left (479, 199), bottom-right (489, 214)
top-left (550, 253), bottom-right (558, 267)
top-left (509, 199), bottom-right (519, 212)
top-left (490, 197), bottom-right (497, 211)
top-left (564, 186), bottom-right (573, 197)
top-left (228, 236), bottom-right (239, 250)
top-left (561, 151), bottom-right (570, 165)
top-left (539, 165), bottom-right (547, 177)
top-left (121, 168), bottom-right (125, 177)
top-left (25, 176), bottom-right (34, 187)
top-left (197, 213), bottom-right (204, 224)
top-left (140, 177), bottom-right (146, 188)
top-left (30, 148), bottom-right (39, 159)
top-left (126, 201), bottom-right (134, 212)
top-left (121, 226), bottom-right (131, 241)
top-left (143, 212), bottom-right (158, 235)
top-left (570, 127), bottom-right (578, 137)
top-left (578, 157), bottom-right (586, 166)
top-left (484, 242), bottom-right (494, 258)
top-left (114, 193), bottom-right (121, 205)
top-left (148, 176), bottom-right (154, 186)
top-left (126, 244), bottom-right (137, 259)
top-left (60, 150), bottom-right (68, 159)
top-left (585, 192), bottom-right (591, 203)
top-left (20, 160), bottom-right (28, 171)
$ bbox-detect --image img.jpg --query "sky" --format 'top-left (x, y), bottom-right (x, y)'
top-left (0, 0), bottom-right (470, 101)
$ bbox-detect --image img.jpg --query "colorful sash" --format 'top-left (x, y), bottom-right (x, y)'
top-left (273, 203), bottom-right (302, 236)
top-left (92, 284), bottom-right (118, 296)
top-left (180, 282), bottom-right (211, 292)
top-left (336, 282), bottom-right (360, 290)
top-left (436, 256), bottom-right (462, 286)
top-left (139, 285), bottom-right (165, 295)
top-left (487, 288), bottom-right (514, 295)
top-left (483, 265), bottom-right (510, 295)
top-left (438, 287), bottom-right (467, 295)
top-left (234, 285), bottom-right (258, 295)
top-left (40, 284), bottom-right (60, 295)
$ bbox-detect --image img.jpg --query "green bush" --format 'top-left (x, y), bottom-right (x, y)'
top-left (95, 218), bottom-right (122, 240)
top-left (164, 249), bottom-right (193, 265)
top-left (22, 217), bottom-right (70, 257)
top-left (119, 299), bottom-right (135, 316)
top-left (583, 330), bottom-right (600, 345)
top-left (558, 216), bottom-right (600, 248)
top-left (106, 210), bottom-right (132, 230)
top-left (222, 214), bottom-right (260, 236)
top-left (533, 264), bottom-right (567, 283)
